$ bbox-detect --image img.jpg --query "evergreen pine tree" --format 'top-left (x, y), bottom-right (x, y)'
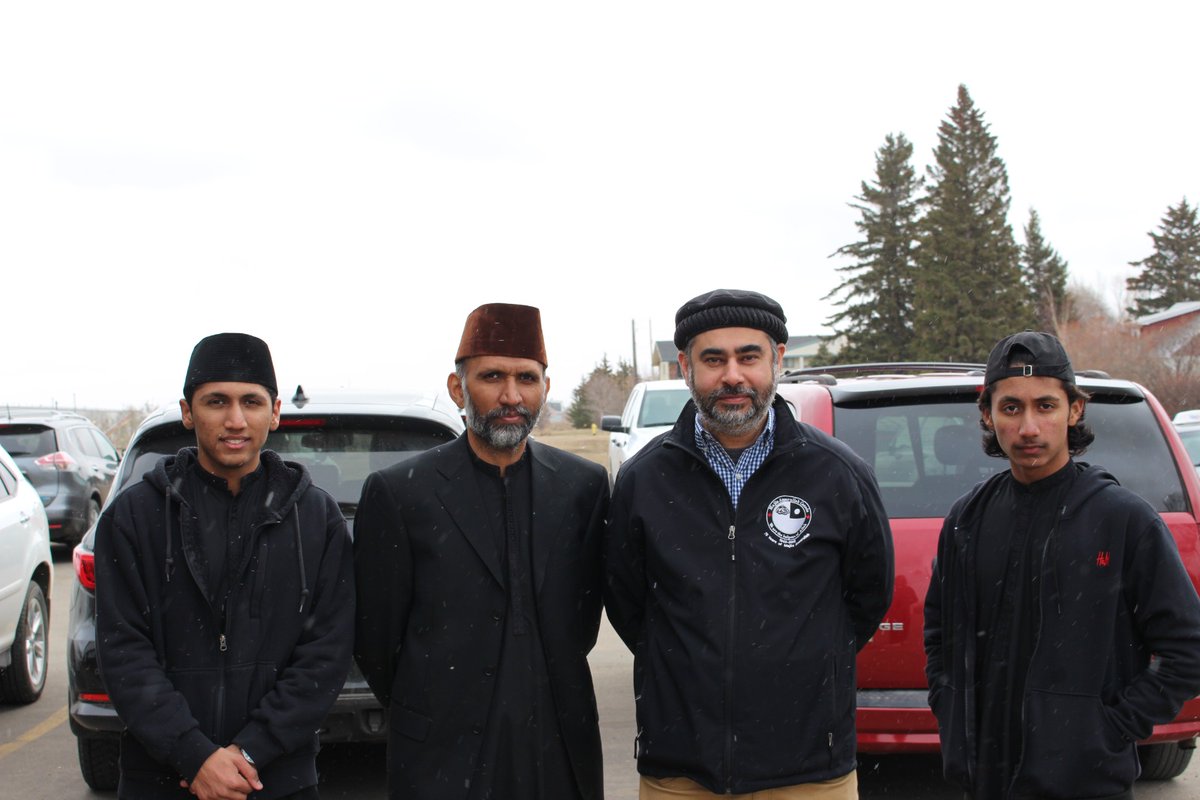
top-left (824, 133), bottom-right (921, 361)
top-left (567, 384), bottom-right (594, 429)
top-left (911, 85), bottom-right (1029, 362)
top-left (1126, 198), bottom-right (1200, 318)
top-left (1021, 208), bottom-right (1070, 332)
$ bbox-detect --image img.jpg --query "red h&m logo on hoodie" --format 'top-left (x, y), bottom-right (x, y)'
top-left (1096, 551), bottom-right (1111, 567)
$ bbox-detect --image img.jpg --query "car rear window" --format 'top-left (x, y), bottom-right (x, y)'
top-left (833, 394), bottom-right (1189, 518)
top-left (115, 415), bottom-right (457, 518)
top-left (0, 425), bottom-right (56, 458)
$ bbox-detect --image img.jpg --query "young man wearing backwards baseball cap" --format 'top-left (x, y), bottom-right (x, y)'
top-left (353, 303), bottom-right (609, 800)
top-left (604, 288), bottom-right (894, 798)
top-left (95, 333), bottom-right (355, 800)
top-left (924, 331), bottom-right (1200, 799)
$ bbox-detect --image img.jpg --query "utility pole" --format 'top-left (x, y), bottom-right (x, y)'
top-left (631, 319), bottom-right (638, 378)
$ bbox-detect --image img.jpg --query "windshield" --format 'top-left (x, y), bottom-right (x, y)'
top-left (638, 389), bottom-right (691, 428)
top-left (116, 415), bottom-right (458, 519)
top-left (1177, 427), bottom-right (1200, 467)
top-left (833, 394), bottom-right (1188, 518)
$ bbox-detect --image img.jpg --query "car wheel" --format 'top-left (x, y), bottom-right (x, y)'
top-left (77, 735), bottom-right (121, 791)
top-left (1138, 741), bottom-right (1195, 781)
top-left (0, 582), bottom-right (49, 704)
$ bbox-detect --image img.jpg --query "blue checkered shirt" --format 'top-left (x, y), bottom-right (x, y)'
top-left (694, 406), bottom-right (776, 509)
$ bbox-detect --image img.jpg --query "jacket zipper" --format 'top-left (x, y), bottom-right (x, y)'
top-left (666, 424), bottom-right (797, 793)
top-left (725, 523), bottom-right (736, 793)
top-left (215, 604), bottom-right (231, 738)
top-left (1008, 505), bottom-right (1064, 798)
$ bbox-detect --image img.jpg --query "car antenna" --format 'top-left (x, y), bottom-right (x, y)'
top-left (292, 385), bottom-right (309, 408)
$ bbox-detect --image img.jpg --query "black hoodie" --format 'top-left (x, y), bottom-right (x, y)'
top-left (924, 461), bottom-right (1200, 798)
top-left (95, 448), bottom-right (355, 799)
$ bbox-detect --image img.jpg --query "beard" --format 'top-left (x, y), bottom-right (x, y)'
top-left (463, 388), bottom-right (542, 451)
top-left (687, 371), bottom-right (777, 440)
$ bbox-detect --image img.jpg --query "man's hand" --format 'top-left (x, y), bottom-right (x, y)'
top-left (180, 745), bottom-right (263, 800)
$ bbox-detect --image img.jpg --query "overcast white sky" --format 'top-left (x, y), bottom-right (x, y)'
top-left (3, 2), bottom-right (1197, 410)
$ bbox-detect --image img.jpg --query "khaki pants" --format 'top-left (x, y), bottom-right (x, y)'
top-left (640, 771), bottom-right (857, 799)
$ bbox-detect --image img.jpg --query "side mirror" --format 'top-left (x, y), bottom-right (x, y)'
top-left (600, 415), bottom-right (627, 434)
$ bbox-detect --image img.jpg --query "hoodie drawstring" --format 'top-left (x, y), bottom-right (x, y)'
top-left (164, 492), bottom-right (175, 583)
top-left (160, 457), bottom-right (310, 615)
top-left (294, 510), bottom-right (309, 613)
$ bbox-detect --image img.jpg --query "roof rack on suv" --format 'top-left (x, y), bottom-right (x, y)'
top-left (2, 406), bottom-right (91, 422)
top-left (781, 363), bottom-right (986, 385)
top-left (779, 364), bottom-right (1115, 387)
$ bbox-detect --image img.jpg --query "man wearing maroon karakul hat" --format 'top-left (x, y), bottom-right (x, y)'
top-left (353, 303), bottom-right (609, 800)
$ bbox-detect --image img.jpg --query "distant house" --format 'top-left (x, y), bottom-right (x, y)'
top-left (651, 341), bottom-right (682, 380)
top-left (651, 335), bottom-right (837, 380)
top-left (1137, 301), bottom-right (1200, 362)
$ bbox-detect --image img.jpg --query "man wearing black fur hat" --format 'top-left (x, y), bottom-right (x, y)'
top-left (95, 333), bottom-right (355, 800)
top-left (924, 331), bottom-right (1200, 799)
top-left (604, 289), bottom-right (894, 798)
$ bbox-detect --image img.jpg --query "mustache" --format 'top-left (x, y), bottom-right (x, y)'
top-left (710, 385), bottom-right (758, 400)
top-left (485, 405), bottom-right (534, 424)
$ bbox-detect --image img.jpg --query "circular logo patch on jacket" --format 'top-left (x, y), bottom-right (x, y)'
top-left (765, 495), bottom-right (813, 548)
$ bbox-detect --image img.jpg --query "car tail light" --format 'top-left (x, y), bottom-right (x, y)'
top-left (74, 546), bottom-right (97, 591)
top-left (79, 693), bottom-right (111, 703)
top-left (35, 451), bottom-right (78, 470)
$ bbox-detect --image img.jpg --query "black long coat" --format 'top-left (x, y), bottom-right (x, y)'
top-left (353, 435), bottom-right (608, 800)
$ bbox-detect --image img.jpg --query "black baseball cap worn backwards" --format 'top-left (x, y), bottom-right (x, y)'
top-left (984, 331), bottom-right (1075, 387)
top-left (673, 289), bottom-right (789, 350)
top-left (183, 332), bottom-right (278, 401)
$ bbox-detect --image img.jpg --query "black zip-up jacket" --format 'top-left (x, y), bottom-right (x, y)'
top-left (604, 398), bottom-right (894, 793)
top-left (924, 462), bottom-right (1200, 799)
top-left (95, 448), bottom-right (355, 799)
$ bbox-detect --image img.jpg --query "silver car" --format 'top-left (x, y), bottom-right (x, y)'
top-left (0, 443), bottom-right (52, 705)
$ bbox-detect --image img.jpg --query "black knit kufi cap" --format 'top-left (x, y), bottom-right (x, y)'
top-left (673, 289), bottom-right (789, 350)
top-left (984, 331), bottom-right (1074, 386)
top-left (183, 332), bottom-right (278, 400)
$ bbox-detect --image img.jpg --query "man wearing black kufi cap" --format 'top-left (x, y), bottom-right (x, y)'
top-left (95, 333), bottom-right (355, 800)
top-left (604, 289), bottom-right (894, 798)
top-left (924, 331), bottom-right (1200, 799)
top-left (353, 303), bottom-right (609, 800)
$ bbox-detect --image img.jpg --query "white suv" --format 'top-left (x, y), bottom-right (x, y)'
top-left (0, 444), bottom-right (53, 704)
top-left (601, 379), bottom-right (691, 487)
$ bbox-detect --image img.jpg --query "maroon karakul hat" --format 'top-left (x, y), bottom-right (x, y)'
top-left (455, 303), bottom-right (547, 366)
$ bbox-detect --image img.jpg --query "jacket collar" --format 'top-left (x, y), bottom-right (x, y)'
top-left (149, 446), bottom-right (311, 524)
top-left (434, 435), bottom-right (571, 593)
top-left (666, 394), bottom-right (806, 457)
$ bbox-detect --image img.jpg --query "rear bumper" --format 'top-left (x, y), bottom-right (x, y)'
top-left (855, 691), bottom-right (1200, 754)
top-left (856, 690), bottom-right (940, 753)
top-left (319, 691), bottom-right (388, 743)
top-left (69, 695), bottom-right (389, 743)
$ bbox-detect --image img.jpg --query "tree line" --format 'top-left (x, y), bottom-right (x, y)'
top-left (822, 84), bottom-right (1200, 365)
top-left (565, 84), bottom-right (1200, 425)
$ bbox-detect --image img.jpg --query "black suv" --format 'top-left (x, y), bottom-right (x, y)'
top-left (0, 409), bottom-right (120, 545)
top-left (67, 388), bottom-right (465, 790)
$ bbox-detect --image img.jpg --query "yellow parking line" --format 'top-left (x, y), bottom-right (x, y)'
top-left (0, 705), bottom-right (68, 759)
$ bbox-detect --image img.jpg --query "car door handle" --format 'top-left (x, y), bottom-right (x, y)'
top-left (19, 511), bottom-right (31, 524)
